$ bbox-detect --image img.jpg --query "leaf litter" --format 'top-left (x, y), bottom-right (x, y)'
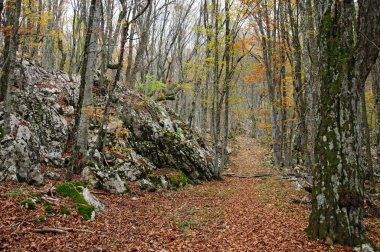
top-left (1, 136), bottom-right (379, 251)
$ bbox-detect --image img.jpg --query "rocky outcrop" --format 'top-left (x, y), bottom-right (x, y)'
top-left (119, 91), bottom-right (214, 182)
top-left (0, 60), bottom-right (216, 191)
top-left (0, 114), bottom-right (43, 184)
top-left (0, 60), bottom-right (75, 184)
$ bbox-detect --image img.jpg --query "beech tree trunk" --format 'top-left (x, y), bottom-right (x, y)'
top-left (0, 0), bottom-right (21, 133)
top-left (68, 0), bottom-right (101, 178)
top-left (307, 0), bottom-right (380, 247)
top-left (360, 89), bottom-right (374, 184)
top-left (372, 60), bottom-right (380, 172)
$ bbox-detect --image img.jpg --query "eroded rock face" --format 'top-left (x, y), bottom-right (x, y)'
top-left (119, 91), bottom-right (215, 182)
top-left (1, 60), bottom-right (75, 183)
top-left (0, 60), bottom-right (216, 191)
top-left (0, 114), bottom-right (43, 184)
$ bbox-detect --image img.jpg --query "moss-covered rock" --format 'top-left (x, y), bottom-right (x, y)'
top-left (60, 206), bottom-right (71, 216)
top-left (21, 199), bottom-right (37, 210)
top-left (148, 174), bottom-right (163, 187)
top-left (34, 215), bottom-right (46, 224)
top-left (138, 179), bottom-right (156, 192)
top-left (55, 182), bottom-right (95, 221)
top-left (77, 205), bottom-right (95, 221)
top-left (43, 202), bottom-right (55, 214)
top-left (169, 171), bottom-right (194, 189)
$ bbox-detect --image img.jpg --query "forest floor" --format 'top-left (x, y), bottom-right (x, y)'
top-left (1, 136), bottom-right (380, 251)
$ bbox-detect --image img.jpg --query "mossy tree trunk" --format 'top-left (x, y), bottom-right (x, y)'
top-left (307, 0), bottom-right (380, 247)
top-left (0, 0), bottom-right (21, 134)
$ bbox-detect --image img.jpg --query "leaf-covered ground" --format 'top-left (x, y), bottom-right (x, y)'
top-left (1, 137), bottom-right (380, 251)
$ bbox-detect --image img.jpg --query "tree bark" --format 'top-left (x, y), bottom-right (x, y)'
top-left (307, 0), bottom-right (380, 247)
top-left (0, 0), bottom-right (21, 133)
top-left (68, 0), bottom-right (101, 179)
top-left (360, 88), bottom-right (374, 184)
top-left (287, 0), bottom-right (310, 168)
top-left (372, 59), bottom-right (380, 173)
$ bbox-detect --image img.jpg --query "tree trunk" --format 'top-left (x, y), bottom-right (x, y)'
top-left (256, 3), bottom-right (283, 167)
top-left (41, 1), bottom-right (55, 70)
top-left (32, 0), bottom-right (43, 60)
top-left (128, 3), bottom-right (153, 87)
top-left (307, 0), bottom-right (380, 247)
top-left (360, 89), bottom-right (374, 184)
top-left (68, 0), bottom-right (101, 179)
top-left (0, 0), bottom-right (21, 133)
top-left (287, 0), bottom-right (310, 168)
top-left (372, 59), bottom-right (380, 173)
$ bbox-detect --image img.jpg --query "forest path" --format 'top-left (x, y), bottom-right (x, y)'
top-left (1, 137), bottom-right (358, 251)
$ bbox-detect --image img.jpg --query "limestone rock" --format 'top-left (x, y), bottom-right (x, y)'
top-left (44, 171), bottom-right (61, 181)
top-left (138, 179), bottom-right (156, 192)
top-left (0, 59), bottom-right (217, 191)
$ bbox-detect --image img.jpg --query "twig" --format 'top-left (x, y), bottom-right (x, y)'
top-left (91, 191), bottom-right (109, 196)
top-left (223, 173), bottom-right (273, 178)
top-left (32, 226), bottom-right (93, 234)
top-left (32, 228), bottom-right (68, 234)
top-left (57, 227), bottom-right (94, 233)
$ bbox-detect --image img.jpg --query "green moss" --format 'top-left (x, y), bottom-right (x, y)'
top-left (60, 206), bottom-right (71, 216)
top-left (78, 205), bottom-right (95, 221)
top-left (55, 182), bottom-right (94, 221)
top-left (34, 215), bottom-right (46, 224)
top-left (4, 189), bottom-right (25, 197)
top-left (148, 174), bottom-right (162, 187)
top-left (21, 199), bottom-right (36, 210)
top-left (169, 171), bottom-right (194, 189)
top-left (29, 192), bottom-right (43, 201)
top-left (86, 161), bottom-right (100, 168)
top-left (139, 165), bottom-right (153, 178)
top-left (55, 182), bottom-right (87, 205)
top-left (43, 202), bottom-right (55, 214)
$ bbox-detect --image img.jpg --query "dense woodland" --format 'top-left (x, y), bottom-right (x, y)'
top-left (0, 0), bottom-right (380, 251)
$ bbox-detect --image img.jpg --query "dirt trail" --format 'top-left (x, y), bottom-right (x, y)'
top-left (1, 137), bottom-right (375, 251)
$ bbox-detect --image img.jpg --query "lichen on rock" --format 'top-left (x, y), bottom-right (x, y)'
top-left (0, 59), bottom-right (217, 193)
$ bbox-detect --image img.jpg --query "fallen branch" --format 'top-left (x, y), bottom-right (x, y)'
top-left (32, 228), bottom-right (68, 234)
top-left (57, 227), bottom-right (94, 233)
top-left (91, 191), bottom-right (109, 196)
top-left (223, 173), bottom-right (273, 178)
top-left (32, 227), bottom-right (93, 234)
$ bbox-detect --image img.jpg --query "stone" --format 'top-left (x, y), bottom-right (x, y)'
top-left (82, 188), bottom-right (106, 211)
top-left (138, 179), bottom-right (156, 192)
top-left (0, 59), bottom-right (217, 192)
top-left (44, 171), bottom-right (61, 181)
top-left (82, 167), bottom-right (128, 194)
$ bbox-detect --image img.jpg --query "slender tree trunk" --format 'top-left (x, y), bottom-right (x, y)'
top-left (128, 2), bottom-right (152, 87)
top-left (256, 3), bottom-right (282, 167)
top-left (68, 0), bottom-right (101, 179)
top-left (372, 60), bottom-right (380, 173)
top-left (211, 0), bottom-right (221, 177)
top-left (221, 0), bottom-right (231, 169)
top-left (287, 0), bottom-right (310, 168)
top-left (42, 1), bottom-right (54, 70)
top-left (32, 0), bottom-right (43, 60)
top-left (360, 89), bottom-right (374, 184)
